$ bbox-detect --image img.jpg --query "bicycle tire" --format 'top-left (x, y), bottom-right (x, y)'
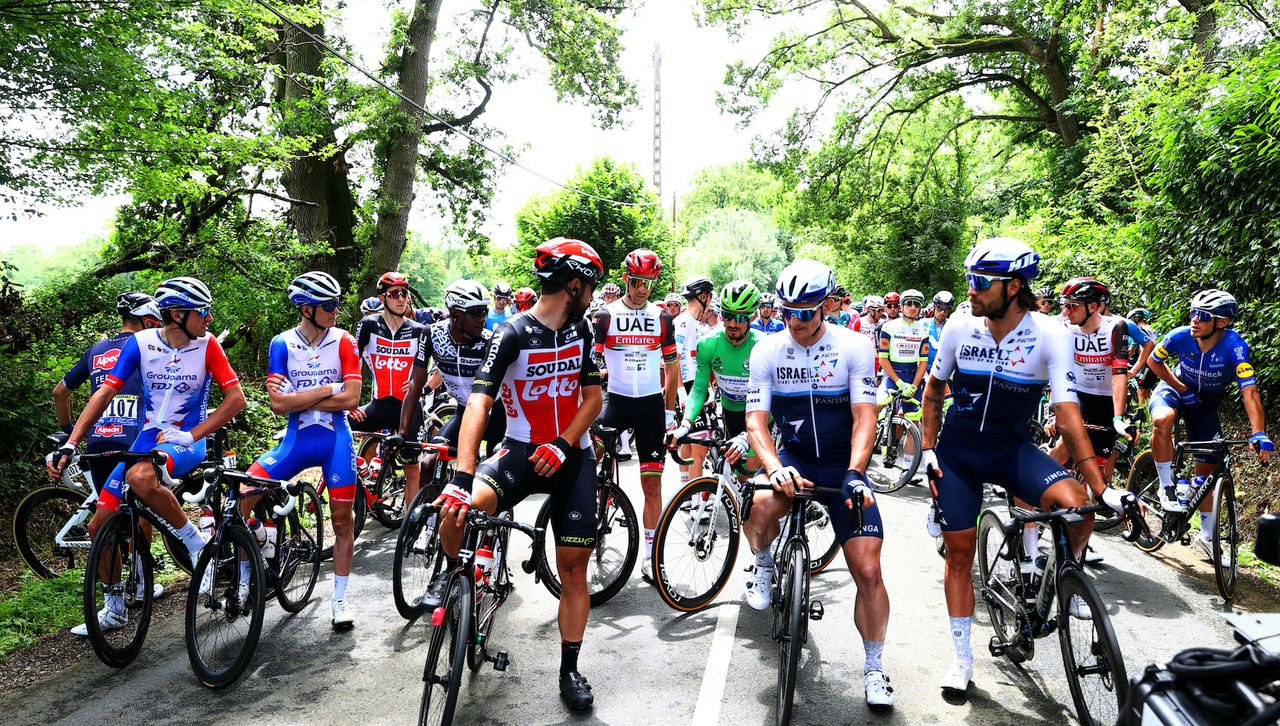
top-left (976, 509), bottom-right (1026, 663)
top-left (652, 477), bottom-right (740, 612)
top-left (83, 511), bottom-right (153, 668)
top-left (1057, 567), bottom-right (1127, 726)
top-left (14, 485), bottom-right (89, 578)
top-left (536, 482), bottom-right (639, 606)
top-left (775, 540), bottom-right (808, 726)
top-left (1125, 450), bottom-right (1167, 552)
top-left (1212, 477), bottom-right (1238, 601)
top-left (275, 483), bottom-right (323, 613)
top-left (419, 575), bottom-right (472, 726)
top-left (469, 519), bottom-right (510, 671)
top-left (804, 501), bottom-right (841, 574)
top-left (370, 459), bottom-right (408, 531)
top-left (185, 524), bottom-right (266, 689)
top-left (866, 416), bottom-right (920, 494)
top-left (394, 487), bottom-right (441, 620)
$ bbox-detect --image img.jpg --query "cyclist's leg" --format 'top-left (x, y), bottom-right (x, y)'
top-left (630, 394), bottom-right (667, 545)
top-left (1149, 384), bottom-right (1182, 491)
top-left (1015, 443), bottom-right (1086, 555)
top-left (1184, 402), bottom-right (1224, 538)
top-left (547, 447), bottom-right (596, 641)
top-left (437, 443), bottom-right (511, 557)
top-left (323, 426), bottom-right (359, 582)
top-left (932, 437), bottom-right (987, 672)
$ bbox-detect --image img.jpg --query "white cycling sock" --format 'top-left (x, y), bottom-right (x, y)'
top-left (1022, 525), bottom-right (1040, 558)
top-left (680, 471), bottom-right (689, 484)
top-left (178, 521), bottom-right (205, 555)
top-left (1199, 511), bottom-right (1215, 540)
top-left (106, 593), bottom-right (126, 615)
top-left (1155, 460), bottom-right (1174, 491)
top-left (755, 549), bottom-right (774, 568)
top-left (864, 640), bottom-right (885, 672)
top-left (644, 529), bottom-right (655, 559)
top-left (239, 560), bottom-right (252, 586)
top-left (949, 616), bottom-right (973, 664)
top-left (334, 574), bottom-right (349, 601)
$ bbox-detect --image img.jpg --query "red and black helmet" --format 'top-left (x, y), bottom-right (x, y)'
top-left (884, 291), bottom-right (900, 304)
top-left (533, 238), bottom-right (604, 284)
top-left (514, 287), bottom-right (537, 311)
top-left (377, 271), bottom-right (409, 293)
top-left (624, 248), bottom-right (663, 278)
top-left (1060, 276), bottom-right (1110, 305)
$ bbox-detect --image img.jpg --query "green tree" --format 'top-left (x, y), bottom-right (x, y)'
top-left (678, 208), bottom-right (788, 291)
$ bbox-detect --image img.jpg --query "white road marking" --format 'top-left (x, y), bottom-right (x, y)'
top-left (691, 600), bottom-right (741, 725)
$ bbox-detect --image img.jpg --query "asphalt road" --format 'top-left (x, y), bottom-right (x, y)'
top-left (2, 461), bottom-right (1264, 725)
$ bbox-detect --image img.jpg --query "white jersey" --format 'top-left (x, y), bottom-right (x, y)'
top-left (1061, 315), bottom-right (1130, 397)
top-left (591, 299), bottom-right (677, 398)
top-left (673, 311), bottom-right (710, 383)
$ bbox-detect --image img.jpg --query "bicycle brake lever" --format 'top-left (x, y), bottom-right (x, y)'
top-left (182, 468), bottom-right (218, 503)
top-left (273, 493), bottom-right (298, 517)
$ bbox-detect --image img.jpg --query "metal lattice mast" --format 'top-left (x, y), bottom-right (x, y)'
top-left (652, 43), bottom-right (662, 199)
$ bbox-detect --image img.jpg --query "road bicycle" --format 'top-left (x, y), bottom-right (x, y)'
top-left (184, 460), bottom-right (322, 688)
top-left (418, 504), bottom-right (545, 726)
top-left (533, 423), bottom-right (639, 606)
top-left (1125, 437), bottom-right (1252, 600)
top-left (392, 439), bottom-right (455, 620)
top-left (865, 386), bottom-right (922, 493)
top-left (976, 486), bottom-right (1144, 726)
top-left (653, 436), bottom-right (839, 613)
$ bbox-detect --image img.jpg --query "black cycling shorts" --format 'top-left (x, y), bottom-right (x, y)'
top-left (351, 396), bottom-right (422, 440)
top-left (1079, 392), bottom-right (1118, 458)
top-left (599, 392), bottom-right (666, 474)
top-left (435, 410), bottom-right (506, 457)
top-left (1137, 366), bottom-right (1158, 390)
top-left (475, 439), bottom-right (597, 549)
top-left (723, 408), bottom-right (746, 439)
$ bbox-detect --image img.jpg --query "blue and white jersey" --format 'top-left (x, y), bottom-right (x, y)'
top-left (751, 317), bottom-right (784, 335)
top-left (1151, 326), bottom-right (1255, 396)
top-left (746, 324), bottom-right (877, 460)
top-left (930, 310), bottom-right (1078, 437)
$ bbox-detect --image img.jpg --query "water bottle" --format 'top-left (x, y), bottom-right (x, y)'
top-left (1190, 475), bottom-right (1207, 505)
top-left (263, 519), bottom-right (277, 559)
top-left (474, 546), bottom-right (495, 583)
top-left (369, 456), bottom-right (383, 479)
top-left (248, 517), bottom-right (267, 550)
top-left (356, 457), bottom-right (369, 480)
top-left (1175, 478), bottom-right (1191, 510)
top-left (198, 505), bottom-right (215, 538)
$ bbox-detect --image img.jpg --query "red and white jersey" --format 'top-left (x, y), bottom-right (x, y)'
top-left (104, 328), bottom-right (240, 432)
top-left (267, 326), bottom-right (362, 430)
top-left (354, 313), bottom-right (424, 401)
top-left (472, 313), bottom-right (601, 447)
top-left (1064, 315), bottom-right (1129, 397)
top-left (591, 299), bottom-right (677, 398)
top-left (672, 310), bottom-right (709, 383)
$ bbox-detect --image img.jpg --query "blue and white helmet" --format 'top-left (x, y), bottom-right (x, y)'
top-left (154, 277), bottom-right (212, 309)
top-left (287, 271), bottom-right (342, 307)
top-left (775, 260), bottom-right (834, 304)
top-left (360, 296), bottom-right (383, 316)
top-left (1190, 289), bottom-right (1238, 319)
top-left (964, 237), bottom-right (1040, 280)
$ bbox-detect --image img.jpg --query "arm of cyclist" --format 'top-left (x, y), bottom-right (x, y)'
top-left (1242, 385), bottom-right (1271, 463)
top-left (266, 376), bottom-right (335, 414)
top-left (48, 383), bottom-right (117, 477)
top-left (670, 342), bottom-right (714, 446)
top-left (660, 308), bottom-right (679, 429)
top-left (397, 365), bottom-right (429, 437)
top-left (52, 380), bottom-right (74, 433)
top-left (744, 346), bottom-right (808, 497)
top-left (1129, 339), bottom-right (1154, 379)
top-left (844, 401), bottom-right (877, 509)
top-left (182, 383), bottom-right (246, 445)
top-left (530, 383), bottom-right (603, 478)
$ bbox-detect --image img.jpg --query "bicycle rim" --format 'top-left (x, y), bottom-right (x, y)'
top-left (276, 484), bottom-right (323, 612)
top-left (1057, 568), bottom-right (1126, 726)
top-left (185, 525), bottom-right (266, 689)
top-left (419, 576), bottom-right (471, 726)
top-left (804, 501), bottom-right (840, 574)
top-left (84, 512), bottom-right (152, 667)
top-left (653, 477), bottom-right (739, 612)
top-left (1213, 479), bottom-right (1238, 600)
top-left (776, 541), bottom-right (808, 726)
top-left (1126, 451), bottom-right (1166, 552)
top-left (394, 487), bottom-right (440, 620)
top-left (976, 511), bottom-right (1020, 648)
top-left (15, 486), bottom-right (88, 578)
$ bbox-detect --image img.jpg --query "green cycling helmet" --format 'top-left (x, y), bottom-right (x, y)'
top-left (720, 279), bottom-right (760, 314)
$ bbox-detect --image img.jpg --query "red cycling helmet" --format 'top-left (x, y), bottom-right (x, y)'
top-left (1060, 276), bottom-right (1110, 305)
top-left (884, 291), bottom-right (901, 304)
top-left (533, 237), bottom-right (605, 283)
top-left (377, 271), bottom-right (409, 293)
top-left (514, 287), bottom-right (537, 311)
top-left (624, 248), bottom-right (663, 279)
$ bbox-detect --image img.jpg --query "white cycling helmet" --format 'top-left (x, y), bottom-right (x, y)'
top-left (775, 260), bottom-right (834, 304)
top-left (933, 290), bottom-right (955, 306)
top-left (901, 288), bottom-right (925, 304)
top-left (154, 277), bottom-right (212, 309)
top-left (1189, 289), bottom-right (1238, 318)
top-left (443, 280), bottom-right (492, 311)
top-left (492, 280), bottom-right (513, 297)
top-left (864, 295), bottom-right (885, 310)
top-left (287, 271), bottom-right (342, 306)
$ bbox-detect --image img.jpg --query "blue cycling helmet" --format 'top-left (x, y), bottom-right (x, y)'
top-left (1190, 289), bottom-right (1238, 319)
top-left (360, 296), bottom-right (383, 316)
top-left (964, 237), bottom-right (1040, 281)
top-left (775, 260), bottom-right (835, 304)
top-left (287, 271), bottom-right (342, 307)
top-left (154, 277), bottom-right (212, 309)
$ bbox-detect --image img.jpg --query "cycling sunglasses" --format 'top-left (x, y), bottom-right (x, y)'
top-left (384, 289), bottom-right (411, 299)
top-left (1190, 308), bottom-right (1227, 322)
top-left (625, 276), bottom-right (657, 289)
top-left (966, 272), bottom-right (1013, 291)
top-left (456, 306), bottom-right (487, 319)
top-left (178, 306), bottom-right (211, 318)
top-left (317, 300), bottom-right (341, 312)
top-left (722, 311), bottom-right (752, 323)
top-left (780, 304), bottom-right (821, 322)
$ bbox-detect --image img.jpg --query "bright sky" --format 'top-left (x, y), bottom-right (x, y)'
top-left (0, 0), bottom-right (788, 255)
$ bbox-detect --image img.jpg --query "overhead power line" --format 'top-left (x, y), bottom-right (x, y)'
top-left (252, 0), bottom-right (659, 208)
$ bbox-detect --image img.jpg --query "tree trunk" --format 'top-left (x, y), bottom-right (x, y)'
top-left (366, 0), bottom-right (444, 298)
top-left (276, 13), bottom-right (360, 291)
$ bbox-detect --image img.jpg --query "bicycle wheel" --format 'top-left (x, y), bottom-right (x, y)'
top-left (83, 511), bottom-right (153, 668)
top-left (185, 524), bottom-right (266, 689)
top-left (866, 417), bottom-right (920, 494)
top-left (275, 484), bottom-right (323, 612)
top-left (394, 487), bottom-right (442, 620)
top-left (419, 575), bottom-right (472, 726)
top-left (775, 540), bottom-right (808, 726)
top-left (14, 485), bottom-right (90, 578)
top-left (802, 501), bottom-right (840, 574)
top-left (1125, 450), bottom-right (1166, 552)
top-left (536, 483), bottom-right (639, 606)
top-left (976, 509), bottom-right (1026, 662)
top-left (371, 462), bottom-right (408, 530)
top-left (653, 477), bottom-right (740, 612)
top-left (469, 521), bottom-right (510, 671)
top-left (1212, 477), bottom-right (1238, 600)
top-left (1057, 567), bottom-right (1127, 726)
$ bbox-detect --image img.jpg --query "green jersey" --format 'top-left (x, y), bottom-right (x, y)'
top-left (685, 327), bottom-right (762, 422)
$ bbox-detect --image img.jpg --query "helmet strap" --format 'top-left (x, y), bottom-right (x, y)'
top-left (301, 306), bottom-right (330, 333)
top-left (173, 310), bottom-right (201, 341)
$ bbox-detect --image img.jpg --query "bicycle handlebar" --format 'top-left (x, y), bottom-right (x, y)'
top-left (666, 433), bottom-right (729, 466)
top-left (80, 450), bottom-right (180, 490)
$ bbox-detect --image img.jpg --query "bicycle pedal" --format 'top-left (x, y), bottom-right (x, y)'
top-left (988, 636), bottom-right (1008, 657)
top-left (492, 650), bottom-right (509, 671)
top-left (808, 600), bottom-right (824, 621)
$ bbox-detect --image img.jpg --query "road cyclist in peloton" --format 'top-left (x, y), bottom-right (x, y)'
top-left (743, 260), bottom-right (895, 708)
top-left (591, 248), bottom-right (680, 583)
top-left (877, 288), bottom-right (930, 458)
top-left (433, 237), bottom-right (606, 712)
top-left (672, 275), bottom-right (715, 484)
top-left (918, 237), bottom-right (1134, 695)
top-left (751, 292), bottom-right (784, 334)
top-left (237, 272), bottom-right (363, 629)
top-left (1143, 289), bottom-right (1271, 564)
top-left (485, 280), bottom-right (514, 331)
top-left (513, 287), bottom-right (538, 313)
top-left (49, 277), bottom-right (247, 635)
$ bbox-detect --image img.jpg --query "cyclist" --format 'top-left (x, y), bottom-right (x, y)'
top-left (1035, 287), bottom-right (1054, 315)
top-left (919, 238), bottom-right (1130, 695)
top-left (242, 272), bottom-right (363, 629)
top-left (351, 272), bottom-right (425, 514)
top-left (592, 248), bottom-right (679, 581)
top-left (673, 275), bottom-right (714, 482)
top-left (359, 296), bottom-right (382, 318)
top-left (668, 280), bottom-right (765, 473)
top-left (824, 284), bottom-right (853, 328)
top-left (53, 292), bottom-right (162, 492)
top-left (601, 281), bottom-right (622, 305)
top-left (923, 291), bottom-right (953, 372)
top-left (1127, 308), bottom-right (1159, 406)
top-left (435, 237), bottom-right (604, 711)
top-left (1145, 289), bottom-right (1271, 562)
top-left (858, 296), bottom-right (886, 344)
top-left (663, 292), bottom-right (683, 318)
top-left (883, 291), bottom-right (901, 321)
top-left (514, 287), bottom-right (538, 312)
top-left (49, 277), bottom-right (247, 635)
top-left (397, 279), bottom-right (505, 526)
top-left (742, 260), bottom-right (893, 708)
top-left (752, 292), bottom-right (784, 334)
top-left (485, 280), bottom-right (514, 331)
top-left (877, 288), bottom-right (929, 432)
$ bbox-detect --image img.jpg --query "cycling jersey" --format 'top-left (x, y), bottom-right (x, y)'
top-left (1149, 326), bottom-right (1256, 395)
top-left (686, 327), bottom-right (763, 421)
top-left (1122, 318), bottom-right (1151, 348)
top-left (484, 306), bottom-right (512, 331)
top-left (826, 310), bottom-right (852, 328)
top-left (746, 324), bottom-right (877, 460)
top-left (591, 299), bottom-right (677, 398)
top-left (923, 318), bottom-right (946, 371)
top-left (354, 314), bottom-right (424, 401)
top-left (673, 310), bottom-right (710, 383)
top-left (751, 317), bottom-right (784, 334)
top-left (414, 320), bottom-right (491, 404)
top-left (930, 310), bottom-right (1078, 437)
top-left (63, 332), bottom-right (143, 452)
top-left (473, 312), bottom-right (600, 447)
top-left (877, 317), bottom-right (930, 379)
top-left (266, 326), bottom-right (362, 430)
top-left (104, 328), bottom-right (240, 432)
top-left (1065, 316), bottom-right (1128, 397)
top-left (857, 315), bottom-right (883, 343)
